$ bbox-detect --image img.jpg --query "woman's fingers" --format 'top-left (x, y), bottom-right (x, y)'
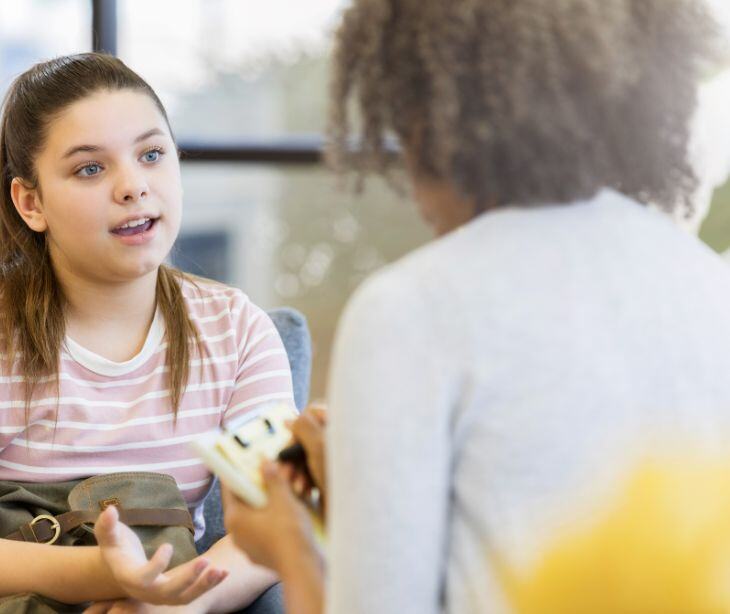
top-left (290, 410), bottom-right (326, 491)
top-left (307, 402), bottom-right (328, 424)
top-left (291, 412), bottom-right (322, 456)
top-left (262, 460), bottom-right (296, 500)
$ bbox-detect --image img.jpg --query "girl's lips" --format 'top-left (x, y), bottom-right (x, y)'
top-left (110, 217), bottom-right (159, 246)
top-left (111, 218), bottom-right (155, 236)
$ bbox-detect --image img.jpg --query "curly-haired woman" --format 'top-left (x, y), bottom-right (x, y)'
top-left (208, 1), bottom-right (730, 613)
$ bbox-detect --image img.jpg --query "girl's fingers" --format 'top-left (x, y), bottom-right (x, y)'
top-left (153, 557), bottom-right (211, 599)
top-left (176, 566), bottom-right (229, 603)
top-left (94, 506), bottom-right (121, 548)
top-left (136, 542), bottom-right (174, 584)
top-left (83, 602), bottom-right (114, 614)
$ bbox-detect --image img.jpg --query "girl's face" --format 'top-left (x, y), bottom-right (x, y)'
top-left (12, 88), bottom-right (182, 285)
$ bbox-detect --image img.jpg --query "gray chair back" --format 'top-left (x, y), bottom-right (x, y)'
top-left (268, 307), bottom-right (312, 411)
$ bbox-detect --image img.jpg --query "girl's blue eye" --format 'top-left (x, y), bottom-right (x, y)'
top-left (77, 164), bottom-right (102, 177)
top-left (142, 149), bottom-right (161, 163)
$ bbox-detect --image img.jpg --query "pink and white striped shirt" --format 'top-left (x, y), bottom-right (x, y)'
top-left (0, 277), bottom-right (294, 537)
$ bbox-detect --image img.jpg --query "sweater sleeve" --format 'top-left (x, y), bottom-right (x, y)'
top-left (325, 270), bottom-right (453, 614)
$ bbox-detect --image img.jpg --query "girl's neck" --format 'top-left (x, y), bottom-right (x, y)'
top-left (60, 270), bottom-right (158, 325)
top-left (55, 265), bottom-right (159, 361)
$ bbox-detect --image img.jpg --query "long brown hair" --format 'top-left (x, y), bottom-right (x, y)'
top-left (0, 53), bottom-right (201, 421)
top-left (327, 0), bottom-right (720, 216)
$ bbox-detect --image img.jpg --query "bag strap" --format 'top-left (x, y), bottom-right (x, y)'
top-left (4, 508), bottom-right (195, 544)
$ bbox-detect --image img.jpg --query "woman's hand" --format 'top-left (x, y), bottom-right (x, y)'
top-left (221, 461), bottom-right (320, 574)
top-left (94, 506), bottom-right (227, 605)
top-left (286, 404), bottom-right (328, 501)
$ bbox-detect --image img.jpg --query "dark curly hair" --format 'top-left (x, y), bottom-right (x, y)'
top-left (327, 0), bottom-right (720, 216)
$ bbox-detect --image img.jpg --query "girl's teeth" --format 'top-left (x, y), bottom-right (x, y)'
top-left (120, 218), bottom-right (150, 229)
top-left (114, 217), bottom-right (154, 237)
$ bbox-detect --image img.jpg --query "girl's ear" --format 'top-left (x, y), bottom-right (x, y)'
top-left (10, 177), bottom-right (47, 233)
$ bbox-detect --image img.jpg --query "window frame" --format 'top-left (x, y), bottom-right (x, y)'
top-left (92, 0), bottom-right (323, 165)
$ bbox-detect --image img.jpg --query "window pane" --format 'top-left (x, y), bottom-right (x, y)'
top-left (707, 0), bottom-right (730, 36)
top-left (0, 0), bottom-right (90, 95)
top-left (175, 164), bottom-right (430, 397)
top-left (694, 70), bottom-right (730, 251)
top-left (118, 0), bottom-right (343, 140)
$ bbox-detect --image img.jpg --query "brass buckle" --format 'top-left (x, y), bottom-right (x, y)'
top-left (99, 497), bottom-right (121, 511)
top-left (30, 514), bottom-right (61, 545)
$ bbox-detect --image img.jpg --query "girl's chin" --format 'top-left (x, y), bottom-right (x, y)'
top-left (106, 259), bottom-right (167, 282)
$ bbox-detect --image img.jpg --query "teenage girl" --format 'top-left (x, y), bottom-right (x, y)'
top-left (0, 53), bottom-right (294, 612)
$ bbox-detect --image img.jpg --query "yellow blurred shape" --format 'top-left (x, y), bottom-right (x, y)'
top-left (506, 457), bottom-right (730, 614)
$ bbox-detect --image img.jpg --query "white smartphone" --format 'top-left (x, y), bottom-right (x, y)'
top-left (191, 402), bottom-right (298, 508)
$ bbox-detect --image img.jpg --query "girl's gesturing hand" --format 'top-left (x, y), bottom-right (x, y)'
top-left (93, 505), bottom-right (228, 606)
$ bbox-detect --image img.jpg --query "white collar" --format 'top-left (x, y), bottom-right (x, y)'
top-left (64, 308), bottom-right (165, 376)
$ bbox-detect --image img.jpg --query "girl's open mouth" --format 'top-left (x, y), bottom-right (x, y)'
top-left (111, 217), bottom-right (158, 236)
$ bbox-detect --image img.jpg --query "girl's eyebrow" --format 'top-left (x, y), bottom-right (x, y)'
top-left (61, 127), bottom-right (166, 159)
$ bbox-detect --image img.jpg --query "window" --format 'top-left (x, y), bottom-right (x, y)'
top-left (117, 0), bottom-right (341, 140)
top-left (116, 0), bottom-right (429, 396)
top-left (0, 0), bottom-right (90, 95)
top-left (176, 164), bottom-right (429, 396)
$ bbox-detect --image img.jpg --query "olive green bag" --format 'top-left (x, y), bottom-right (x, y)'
top-left (0, 472), bottom-right (198, 613)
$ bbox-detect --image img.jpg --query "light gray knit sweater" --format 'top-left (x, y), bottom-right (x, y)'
top-left (325, 189), bottom-right (730, 613)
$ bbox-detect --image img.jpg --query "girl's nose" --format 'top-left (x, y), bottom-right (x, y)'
top-left (114, 168), bottom-right (149, 204)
